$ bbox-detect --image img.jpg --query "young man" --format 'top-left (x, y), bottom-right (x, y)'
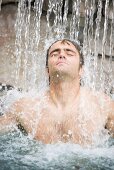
top-left (0, 39), bottom-right (114, 146)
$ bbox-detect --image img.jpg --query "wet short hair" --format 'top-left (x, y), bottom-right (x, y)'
top-left (46, 39), bottom-right (84, 68)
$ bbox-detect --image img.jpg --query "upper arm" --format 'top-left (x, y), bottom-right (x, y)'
top-left (0, 111), bottom-right (17, 132)
top-left (97, 92), bottom-right (114, 137)
top-left (106, 100), bottom-right (114, 137)
top-left (0, 96), bottom-right (40, 134)
top-left (0, 99), bottom-right (22, 132)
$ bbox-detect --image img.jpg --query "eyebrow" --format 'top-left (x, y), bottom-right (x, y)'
top-left (49, 49), bottom-right (60, 56)
top-left (49, 48), bottom-right (77, 56)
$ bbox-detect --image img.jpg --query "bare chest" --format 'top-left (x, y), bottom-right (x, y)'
top-left (34, 103), bottom-right (106, 144)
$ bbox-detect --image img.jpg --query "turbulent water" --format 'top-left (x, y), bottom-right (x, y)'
top-left (0, 130), bottom-right (114, 170)
top-left (0, 0), bottom-right (114, 169)
top-left (0, 89), bottom-right (114, 170)
top-left (0, 82), bottom-right (114, 170)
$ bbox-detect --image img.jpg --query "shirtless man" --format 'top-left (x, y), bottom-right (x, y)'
top-left (0, 39), bottom-right (114, 146)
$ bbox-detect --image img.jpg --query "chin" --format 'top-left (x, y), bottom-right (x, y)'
top-left (54, 70), bottom-right (70, 78)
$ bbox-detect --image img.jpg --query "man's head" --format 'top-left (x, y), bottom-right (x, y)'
top-left (46, 39), bottom-right (84, 68)
top-left (46, 39), bottom-right (84, 82)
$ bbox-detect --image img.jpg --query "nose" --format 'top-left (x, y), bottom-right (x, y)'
top-left (59, 55), bottom-right (65, 59)
top-left (59, 50), bottom-right (66, 59)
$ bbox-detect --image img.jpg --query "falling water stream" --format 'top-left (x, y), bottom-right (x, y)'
top-left (13, 0), bottom-right (114, 93)
top-left (0, 0), bottom-right (2, 11)
top-left (0, 0), bottom-right (114, 169)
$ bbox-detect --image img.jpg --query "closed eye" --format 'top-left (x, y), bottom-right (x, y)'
top-left (65, 49), bottom-right (76, 56)
top-left (49, 48), bottom-right (77, 57)
top-left (51, 52), bottom-right (59, 57)
top-left (66, 52), bottom-right (74, 56)
top-left (49, 49), bottom-right (60, 57)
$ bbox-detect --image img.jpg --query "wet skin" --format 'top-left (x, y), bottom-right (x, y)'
top-left (0, 40), bottom-right (114, 145)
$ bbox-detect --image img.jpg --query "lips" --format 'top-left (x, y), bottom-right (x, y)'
top-left (56, 61), bottom-right (68, 65)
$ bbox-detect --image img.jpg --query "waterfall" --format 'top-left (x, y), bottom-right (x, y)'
top-left (2, 0), bottom-right (112, 94)
top-left (0, 0), bottom-right (2, 11)
top-left (15, 0), bottom-right (44, 90)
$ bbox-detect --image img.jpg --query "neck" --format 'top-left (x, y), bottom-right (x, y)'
top-left (49, 77), bottom-right (80, 108)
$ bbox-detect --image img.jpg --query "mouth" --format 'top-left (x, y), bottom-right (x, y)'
top-left (56, 61), bottom-right (68, 65)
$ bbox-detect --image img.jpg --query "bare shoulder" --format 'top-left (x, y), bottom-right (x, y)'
top-left (10, 91), bottom-right (49, 114)
top-left (10, 96), bottom-right (40, 113)
top-left (81, 86), bottom-right (110, 101)
top-left (80, 87), bottom-right (99, 101)
top-left (0, 92), bottom-right (48, 133)
top-left (81, 86), bottom-right (113, 114)
top-left (82, 87), bottom-right (112, 109)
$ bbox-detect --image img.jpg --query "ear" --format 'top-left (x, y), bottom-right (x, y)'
top-left (79, 66), bottom-right (83, 77)
top-left (45, 67), bottom-right (50, 85)
top-left (46, 67), bottom-right (49, 75)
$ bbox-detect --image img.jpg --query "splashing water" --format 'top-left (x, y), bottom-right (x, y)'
top-left (0, 0), bottom-right (114, 169)
top-left (0, 131), bottom-right (114, 170)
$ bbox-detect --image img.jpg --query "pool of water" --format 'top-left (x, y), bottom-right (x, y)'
top-left (0, 131), bottom-right (114, 170)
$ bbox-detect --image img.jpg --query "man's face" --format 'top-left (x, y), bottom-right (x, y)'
top-left (48, 40), bottom-right (82, 80)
